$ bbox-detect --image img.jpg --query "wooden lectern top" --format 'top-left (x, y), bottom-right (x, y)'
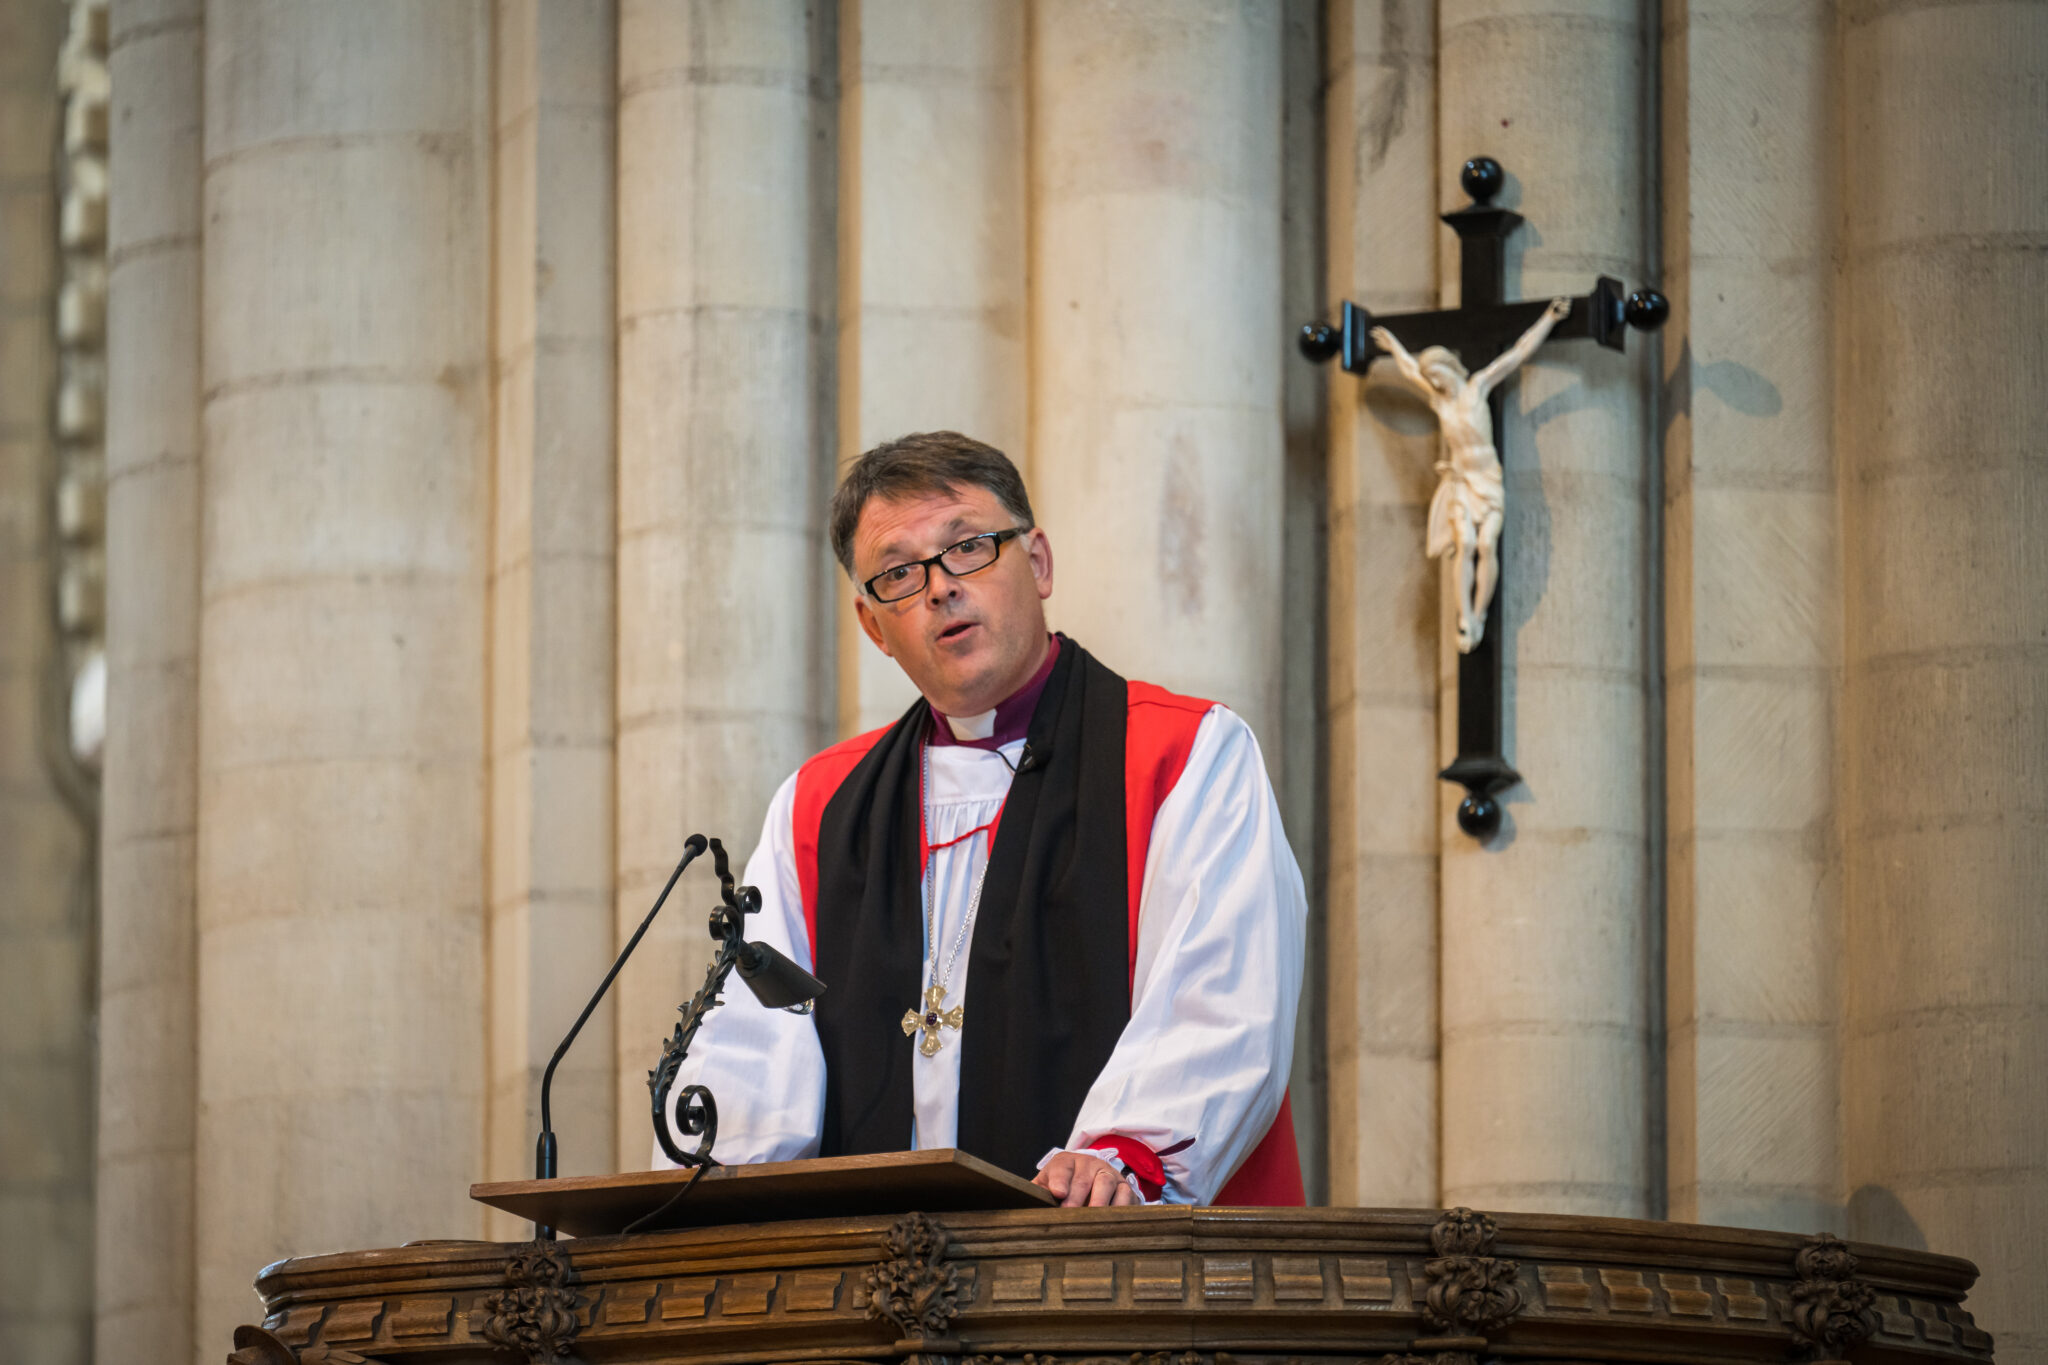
top-left (469, 1148), bottom-right (1056, 1236)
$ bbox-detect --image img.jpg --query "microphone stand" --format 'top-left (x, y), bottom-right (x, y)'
top-left (531, 833), bottom-right (708, 1239)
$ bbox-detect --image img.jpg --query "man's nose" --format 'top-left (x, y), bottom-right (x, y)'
top-left (924, 563), bottom-right (964, 606)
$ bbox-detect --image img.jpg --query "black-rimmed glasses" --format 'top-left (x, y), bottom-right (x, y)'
top-left (861, 527), bottom-right (1028, 603)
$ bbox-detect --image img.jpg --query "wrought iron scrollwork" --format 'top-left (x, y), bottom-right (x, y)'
top-left (647, 838), bottom-right (752, 1168)
top-left (1790, 1233), bottom-right (1878, 1360)
top-left (649, 1010), bottom-right (723, 1168)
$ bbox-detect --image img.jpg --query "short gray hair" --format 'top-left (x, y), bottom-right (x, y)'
top-left (828, 431), bottom-right (1035, 574)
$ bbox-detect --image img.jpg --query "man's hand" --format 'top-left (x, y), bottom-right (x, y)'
top-left (1034, 1151), bottom-right (1139, 1207)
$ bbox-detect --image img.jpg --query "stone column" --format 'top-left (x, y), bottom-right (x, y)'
top-left (834, 0), bottom-right (1024, 738)
top-left (195, 1), bottom-right (491, 1351)
top-left (97, 0), bottom-right (202, 1355)
top-left (1838, 4), bottom-right (2048, 1358)
top-left (613, 0), bottom-right (834, 1164)
top-left (1028, 0), bottom-right (1285, 748)
top-left (483, 0), bottom-right (618, 1235)
top-left (0, 5), bottom-right (95, 1362)
top-left (1435, 0), bottom-right (1658, 1216)
top-left (1659, 0), bottom-right (1840, 1233)
top-left (1320, 0), bottom-right (1441, 1209)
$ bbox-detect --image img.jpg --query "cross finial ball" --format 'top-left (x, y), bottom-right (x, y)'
top-left (1461, 156), bottom-right (1504, 205)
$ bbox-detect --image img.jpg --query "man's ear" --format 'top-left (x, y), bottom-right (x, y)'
top-left (1028, 528), bottom-right (1055, 601)
top-left (854, 595), bottom-right (893, 656)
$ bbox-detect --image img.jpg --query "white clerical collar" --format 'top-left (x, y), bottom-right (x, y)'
top-left (944, 707), bottom-right (997, 741)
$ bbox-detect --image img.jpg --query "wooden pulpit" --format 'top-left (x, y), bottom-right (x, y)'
top-left (224, 1151), bottom-right (1998, 1365)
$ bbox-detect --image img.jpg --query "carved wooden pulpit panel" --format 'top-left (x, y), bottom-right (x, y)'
top-left (226, 1205), bottom-right (1993, 1365)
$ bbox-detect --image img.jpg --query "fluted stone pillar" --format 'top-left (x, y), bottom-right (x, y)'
top-left (1028, 0), bottom-right (1285, 747)
top-left (1839, 4), bottom-right (2048, 1358)
top-left (834, 0), bottom-right (1025, 738)
top-left (195, 1), bottom-right (491, 1350)
top-left (482, 0), bottom-right (618, 1234)
top-left (1435, 0), bottom-right (1658, 1216)
top-left (1659, 0), bottom-right (1841, 1233)
top-left (1321, 0), bottom-right (1440, 1209)
top-left (97, 0), bottom-right (202, 1355)
top-left (0, 6), bottom-right (94, 1363)
top-left (613, 0), bottom-right (834, 1163)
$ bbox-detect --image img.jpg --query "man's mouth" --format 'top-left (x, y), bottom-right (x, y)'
top-left (936, 620), bottom-right (978, 644)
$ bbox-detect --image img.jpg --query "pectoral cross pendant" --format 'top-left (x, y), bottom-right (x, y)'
top-left (901, 984), bottom-right (964, 1057)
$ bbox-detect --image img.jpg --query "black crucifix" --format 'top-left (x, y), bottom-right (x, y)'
top-left (1299, 157), bottom-right (1668, 840)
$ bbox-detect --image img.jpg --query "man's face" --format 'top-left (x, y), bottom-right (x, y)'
top-left (850, 483), bottom-right (1054, 718)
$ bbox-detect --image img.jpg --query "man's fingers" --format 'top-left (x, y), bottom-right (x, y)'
top-left (1038, 1153), bottom-right (1141, 1208)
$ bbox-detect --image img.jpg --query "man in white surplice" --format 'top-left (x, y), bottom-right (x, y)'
top-left (654, 432), bottom-right (1307, 1207)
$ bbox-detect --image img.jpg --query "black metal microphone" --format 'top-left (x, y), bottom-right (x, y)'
top-left (531, 833), bottom-right (708, 1236)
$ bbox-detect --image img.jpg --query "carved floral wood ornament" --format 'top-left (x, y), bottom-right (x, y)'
top-left (867, 1211), bottom-right (963, 1341)
top-left (1420, 1207), bottom-right (1525, 1338)
top-left (481, 1236), bottom-right (586, 1363)
top-left (1791, 1233), bottom-right (1881, 1360)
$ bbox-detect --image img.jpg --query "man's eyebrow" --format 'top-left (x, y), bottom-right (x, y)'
top-left (874, 516), bottom-right (976, 563)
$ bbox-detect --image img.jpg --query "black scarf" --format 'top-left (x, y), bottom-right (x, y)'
top-left (810, 637), bottom-right (1131, 1177)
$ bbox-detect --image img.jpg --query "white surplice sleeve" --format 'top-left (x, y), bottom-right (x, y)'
top-left (650, 770), bottom-right (828, 1168)
top-left (1062, 706), bottom-right (1308, 1204)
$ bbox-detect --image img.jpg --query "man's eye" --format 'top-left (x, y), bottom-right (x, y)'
top-left (879, 565), bottom-right (916, 584)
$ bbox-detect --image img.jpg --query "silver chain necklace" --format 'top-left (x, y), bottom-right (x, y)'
top-left (900, 741), bottom-right (1000, 1057)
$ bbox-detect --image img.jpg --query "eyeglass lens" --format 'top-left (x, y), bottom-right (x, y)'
top-left (870, 534), bottom-right (1005, 602)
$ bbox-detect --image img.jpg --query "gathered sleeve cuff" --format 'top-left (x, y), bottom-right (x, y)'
top-left (1086, 1135), bottom-right (1168, 1202)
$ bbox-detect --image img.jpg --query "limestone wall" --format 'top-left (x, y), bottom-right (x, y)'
top-left (611, 0), bottom-right (837, 1169)
top-left (1311, 1), bottom-right (2042, 1353)
top-left (484, 0), bottom-right (620, 1233)
top-left (99, 0), bottom-right (201, 1356)
top-left (1434, 0), bottom-right (1659, 1218)
top-left (1028, 0), bottom-right (1286, 746)
top-left (192, 0), bottom-right (493, 1350)
top-left (1322, 0), bottom-right (1441, 1209)
top-left (1837, 4), bottom-right (2047, 1358)
top-left (834, 0), bottom-right (1026, 738)
top-left (1660, 0), bottom-right (1842, 1235)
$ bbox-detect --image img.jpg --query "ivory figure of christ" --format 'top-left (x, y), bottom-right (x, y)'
top-left (1371, 295), bottom-right (1570, 653)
